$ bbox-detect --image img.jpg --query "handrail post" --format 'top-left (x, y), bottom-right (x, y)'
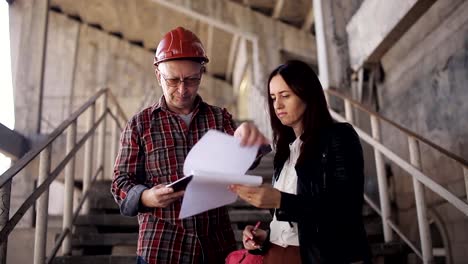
top-left (408, 137), bottom-right (433, 264)
top-left (0, 179), bottom-right (12, 264)
top-left (82, 103), bottom-right (96, 214)
top-left (370, 115), bottom-right (393, 242)
top-left (344, 99), bottom-right (353, 123)
top-left (324, 90), bottom-right (330, 107)
top-left (111, 104), bottom-right (119, 169)
top-left (34, 146), bottom-right (52, 264)
top-left (464, 167), bottom-right (468, 202)
top-left (62, 121), bottom-right (77, 255)
top-left (97, 92), bottom-right (108, 180)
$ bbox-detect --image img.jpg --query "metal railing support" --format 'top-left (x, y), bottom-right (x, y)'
top-left (0, 179), bottom-right (11, 264)
top-left (408, 137), bottom-right (433, 264)
top-left (82, 103), bottom-right (95, 214)
top-left (370, 115), bottom-right (393, 242)
top-left (344, 99), bottom-right (353, 123)
top-left (324, 91), bottom-right (330, 107)
top-left (34, 146), bottom-right (52, 264)
top-left (110, 104), bottom-right (119, 169)
top-left (464, 167), bottom-right (468, 202)
top-left (0, 88), bottom-right (128, 263)
top-left (62, 121), bottom-right (77, 255)
top-left (97, 92), bottom-right (108, 180)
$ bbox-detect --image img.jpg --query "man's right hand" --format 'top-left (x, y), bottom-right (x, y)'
top-left (141, 185), bottom-right (185, 208)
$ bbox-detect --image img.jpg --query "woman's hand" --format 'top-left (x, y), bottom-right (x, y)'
top-left (242, 225), bottom-right (267, 250)
top-left (229, 184), bottom-right (281, 209)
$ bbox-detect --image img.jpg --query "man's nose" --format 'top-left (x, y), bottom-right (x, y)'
top-left (177, 82), bottom-right (187, 93)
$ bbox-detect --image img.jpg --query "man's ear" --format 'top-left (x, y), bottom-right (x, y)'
top-left (154, 68), bottom-right (161, 85)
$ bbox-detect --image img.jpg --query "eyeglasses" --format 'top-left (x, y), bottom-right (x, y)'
top-left (158, 71), bottom-right (202, 87)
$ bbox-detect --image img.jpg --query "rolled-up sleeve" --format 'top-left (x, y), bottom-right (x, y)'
top-left (111, 118), bottom-right (147, 216)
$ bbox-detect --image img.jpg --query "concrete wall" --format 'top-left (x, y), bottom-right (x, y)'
top-left (374, 0), bottom-right (468, 262)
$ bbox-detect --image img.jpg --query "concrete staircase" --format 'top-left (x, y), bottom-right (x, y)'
top-left (53, 152), bottom-right (409, 263)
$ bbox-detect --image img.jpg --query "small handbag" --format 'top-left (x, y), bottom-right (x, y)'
top-left (225, 249), bottom-right (263, 264)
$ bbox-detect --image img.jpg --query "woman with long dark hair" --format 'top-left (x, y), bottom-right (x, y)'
top-left (230, 60), bottom-right (372, 264)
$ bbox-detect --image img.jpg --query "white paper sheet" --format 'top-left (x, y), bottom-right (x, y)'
top-left (179, 130), bottom-right (262, 218)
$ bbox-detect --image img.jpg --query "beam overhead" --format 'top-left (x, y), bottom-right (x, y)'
top-left (152, 0), bottom-right (316, 58)
top-left (272, 0), bottom-right (285, 19)
top-left (347, 0), bottom-right (437, 70)
top-left (0, 123), bottom-right (29, 160)
top-left (302, 7), bottom-right (315, 32)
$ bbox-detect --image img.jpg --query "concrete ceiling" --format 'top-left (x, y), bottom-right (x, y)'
top-left (49, 0), bottom-right (315, 82)
top-left (231, 0), bottom-right (314, 30)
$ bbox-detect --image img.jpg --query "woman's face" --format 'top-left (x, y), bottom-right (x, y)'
top-left (269, 74), bottom-right (306, 135)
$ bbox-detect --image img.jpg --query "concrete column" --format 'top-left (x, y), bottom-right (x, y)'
top-left (313, 0), bottom-right (330, 89)
top-left (314, 0), bottom-right (363, 90)
top-left (8, 0), bottom-right (50, 229)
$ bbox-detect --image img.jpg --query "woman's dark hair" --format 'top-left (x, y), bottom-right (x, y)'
top-left (267, 60), bottom-right (333, 168)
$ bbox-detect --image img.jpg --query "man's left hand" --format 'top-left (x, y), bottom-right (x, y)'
top-left (234, 122), bottom-right (269, 146)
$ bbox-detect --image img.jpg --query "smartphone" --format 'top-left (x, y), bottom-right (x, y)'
top-left (166, 175), bottom-right (193, 192)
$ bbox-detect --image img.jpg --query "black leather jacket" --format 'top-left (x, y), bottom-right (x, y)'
top-left (274, 123), bottom-right (372, 264)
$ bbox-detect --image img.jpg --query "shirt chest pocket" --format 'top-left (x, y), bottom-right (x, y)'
top-left (145, 140), bottom-right (177, 185)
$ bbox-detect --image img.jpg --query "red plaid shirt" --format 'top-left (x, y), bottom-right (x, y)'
top-left (112, 96), bottom-right (237, 263)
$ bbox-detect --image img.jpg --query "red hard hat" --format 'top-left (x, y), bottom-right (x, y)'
top-left (154, 27), bottom-right (209, 65)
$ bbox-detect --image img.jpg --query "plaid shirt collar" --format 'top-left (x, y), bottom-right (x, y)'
top-left (151, 95), bottom-right (204, 115)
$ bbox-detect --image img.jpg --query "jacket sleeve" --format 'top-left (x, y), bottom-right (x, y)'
top-left (275, 192), bottom-right (317, 222)
top-left (110, 118), bottom-right (148, 216)
top-left (320, 124), bottom-right (369, 263)
top-left (275, 123), bottom-right (364, 223)
top-left (325, 123), bottom-right (365, 219)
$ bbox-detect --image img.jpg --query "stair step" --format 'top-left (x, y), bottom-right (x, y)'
top-left (75, 210), bottom-right (271, 226)
top-left (228, 199), bottom-right (257, 208)
top-left (72, 233), bottom-right (138, 247)
top-left (52, 256), bottom-right (135, 264)
top-left (229, 209), bottom-right (272, 223)
top-left (371, 241), bottom-right (409, 256)
top-left (75, 214), bottom-right (137, 228)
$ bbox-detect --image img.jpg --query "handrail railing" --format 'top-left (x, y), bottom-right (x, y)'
top-left (0, 88), bottom-right (127, 264)
top-left (0, 89), bottom-right (105, 188)
top-left (325, 88), bottom-right (468, 264)
top-left (325, 88), bottom-right (468, 166)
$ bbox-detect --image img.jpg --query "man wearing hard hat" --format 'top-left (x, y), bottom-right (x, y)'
top-left (111, 27), bottom-right (269, 263)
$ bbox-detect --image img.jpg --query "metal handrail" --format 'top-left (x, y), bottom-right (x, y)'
top-left (0, 112), bottom-right (106, 243)
top-left (45, 166), bottom-right (103, 264)
top-left (0, 88), bottom-right (127, 264)
top-left (0, 89), bottom-right (106, 188)
top-left (325, 88), bottom-right (468, 263)
top-left (364, 195), bottom-right (423, 259)
top-left (326, 88), bottom-right (468, 167)
top-left (329, 109), bottom-right (468, 214)
top-left (108, 91), bottom-right (128, 123)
